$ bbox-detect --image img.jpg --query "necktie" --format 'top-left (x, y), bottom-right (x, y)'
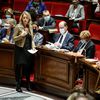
top-left (59, 35), bottom-right (63, 43)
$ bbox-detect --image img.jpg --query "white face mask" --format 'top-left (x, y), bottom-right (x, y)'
top-left (4, 23), bottom-right (11, 29)
top-left (6, 15), bottom-right (11, 19)
top-left (44, 16), bottom-right (50, 22)
top-left (59, 28), bottom-right (65, 35)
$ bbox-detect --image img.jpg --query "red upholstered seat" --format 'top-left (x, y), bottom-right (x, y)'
top-left (88, 23), bottom-right (100, 40)
top-left (95, 12), bottom-right (100, 19)
top-left (13, 0), bottom-right (28, 12)
top-left (51, 2), bottom-right (70, 16)
top-left (95, 44), bottom-right (100, 60)
top-left (74, 39), bottom-right (79, 47)
top-left (45, 2), bottom-right (70, 16)
top-left (88, 22), bottom-right (100, 60)
top-left (45, 2), bottom-right (52, 14)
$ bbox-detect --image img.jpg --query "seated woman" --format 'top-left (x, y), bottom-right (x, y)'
top-left (0, 19), bottom-right (16, 44)
top-left (73, 30), bottom-right (95, 58)
top-left (65, 0), bottom-right (85, 34)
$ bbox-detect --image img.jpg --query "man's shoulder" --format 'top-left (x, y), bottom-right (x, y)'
top-left (49, 17), bottom-right (55, 22)
top-left (35, 32), bottom-right (43, 37)
top-left (67, 32), bottom-right (74, 37)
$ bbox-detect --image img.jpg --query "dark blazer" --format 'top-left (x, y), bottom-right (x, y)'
top-left (53, 32), bottom-right (74, 51)
top-left (73, 40), bottom-right (95, 58)
top-left (38, 17), bottom-right (56, 30)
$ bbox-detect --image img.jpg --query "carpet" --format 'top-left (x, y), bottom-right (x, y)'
top-left (0, 86), bottom-right (54, 100)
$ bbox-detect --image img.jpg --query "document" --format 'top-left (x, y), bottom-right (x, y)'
top-left (27, 49), bottom-right (38, 54)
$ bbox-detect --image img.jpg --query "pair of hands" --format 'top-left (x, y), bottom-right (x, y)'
top-left (54, 42), bottom-right (61, 48)
top-left (2, 38), bottom-right (10, 43)
top-left (20, 28), bottom-right (28, 37)
top-left (39, 26), bottom-right (43, 30)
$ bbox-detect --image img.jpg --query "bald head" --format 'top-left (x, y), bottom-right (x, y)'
top-left (59, 21), bottom-right (68, 29)
top-left (59, 21), bottom-right (68, 34)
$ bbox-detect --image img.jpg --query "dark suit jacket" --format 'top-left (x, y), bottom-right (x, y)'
top-left (73, 40), bottom-right (95, 58)
top-left (38, 17), bottom-right (56, 30)
top-left (53, 32), bottom-right (74, 51)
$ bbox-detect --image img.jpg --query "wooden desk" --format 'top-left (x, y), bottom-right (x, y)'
top-left (0, 43), bottom-right (16, 84)
top-left (34, 46), bottom-right (82, 96)
top-left (79, 58), bottom-right (100, 94)
top-left (0, 43), bottom-right (99, 96)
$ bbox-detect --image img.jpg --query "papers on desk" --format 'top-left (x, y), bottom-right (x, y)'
top-left (27, 49), bottom-right (38, 54)
top-left (45, 42), bottom-right (69, 52)
top-left (85, 58), bottom-right (98, 63)
top-left (55, 14), bottom-right (63, 16)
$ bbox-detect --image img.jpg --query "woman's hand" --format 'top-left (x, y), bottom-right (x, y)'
top-left (20, 30), bottom-right (28, 37)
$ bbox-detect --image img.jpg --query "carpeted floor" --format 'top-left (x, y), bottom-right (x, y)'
top-left (0, 86), bottom-right (54, 100)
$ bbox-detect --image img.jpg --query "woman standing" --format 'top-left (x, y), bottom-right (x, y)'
top-left (13, 11), bottom-right (35, 92)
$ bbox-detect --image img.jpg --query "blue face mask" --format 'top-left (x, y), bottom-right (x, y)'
top-left (6, 15), bottom-right (11, 19)
top-left (44, 16), bottom-right (50, 22)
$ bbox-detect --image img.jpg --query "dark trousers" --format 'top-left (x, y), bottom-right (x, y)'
top-left (15, 64), bottom-right (30, 86)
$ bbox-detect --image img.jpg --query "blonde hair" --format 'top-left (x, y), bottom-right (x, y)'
top-left (80, 30), bottom-right (91, 39)
top-left (6, 18), bottom-right (16, 27)
top-left (19, 11), bottom-right (33, 36)
top-left (19, 11), bottom-right (32, 25)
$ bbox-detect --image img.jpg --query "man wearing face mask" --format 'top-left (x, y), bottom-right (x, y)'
top-left (33, 22), bottom-right (43, 46)
top-left (73, 30), bottom-right (95, 58)
top-left (53, 21), bottom-right (74, 51)
top-left (65, 0), bottom-right (85, 34)
top-left (38, 10), bottom-right (56, 30)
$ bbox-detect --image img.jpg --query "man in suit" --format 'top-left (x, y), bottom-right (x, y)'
top-left (53, 21), bottom-right (74, 51)
top-left (73, 30), bottom-right (95, 58)
top-left (38, 10), bottom-right (56, 30)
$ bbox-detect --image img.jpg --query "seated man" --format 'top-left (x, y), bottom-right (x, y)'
top-left (25, 0), bottom-right (46, 15)
top-left (65, 0), bottom-right (85, 34)
top-left (52, 21), bottom-right (74, 51)
top-left (73, 30), bottom-right (95, 58)
top-left (37, 10), bottom-right (56, 30)
top-left (32, 22), bottom-right (43, 46)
